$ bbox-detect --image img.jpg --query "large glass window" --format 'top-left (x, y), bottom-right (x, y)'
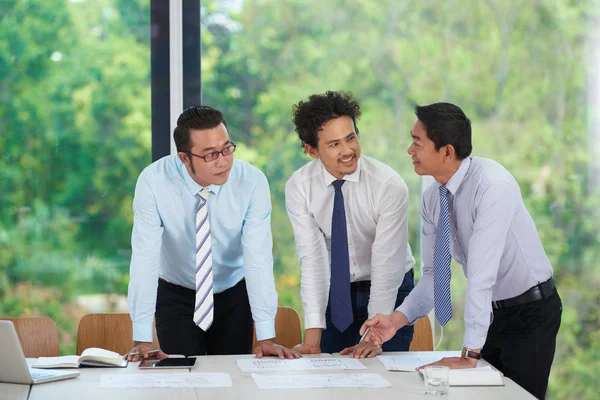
top-left (3, 0), bottom-right (599, 397)
top-left (201, 1), bottom-right (600, 397)
top-left (0, 0), bottom-right (151, 353)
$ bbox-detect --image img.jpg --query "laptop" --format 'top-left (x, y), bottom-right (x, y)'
top-left (0, 320), bottom-right (80, 384)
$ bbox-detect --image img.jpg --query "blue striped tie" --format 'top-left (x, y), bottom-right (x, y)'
top-left (433, 185), bottom-right (452, 326)
top-left (330, 179), bottom-right (353, 332)
top-left (194, 189), bottom-right (213, 331)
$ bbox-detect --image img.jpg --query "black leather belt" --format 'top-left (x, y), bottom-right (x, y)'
top-left (491, 277), bottom-right (556, 309)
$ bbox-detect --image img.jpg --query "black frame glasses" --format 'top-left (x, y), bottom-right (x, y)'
top-left (188, 142), bottom-right (237, 162)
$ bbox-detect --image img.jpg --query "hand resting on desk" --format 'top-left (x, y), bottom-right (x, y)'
top-left (254, 339), bottom-right (301, 359)
top-left (340, 341), bottom-right (382, 359)
top-left (416, 356), bottom-right (478, 371)
top-left (125, 341), bottom-right (168, 362)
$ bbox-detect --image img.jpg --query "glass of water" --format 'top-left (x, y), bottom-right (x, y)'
top-left (423, 366), bottom-right (450, 395)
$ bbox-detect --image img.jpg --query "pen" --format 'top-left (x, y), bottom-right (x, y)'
top-left (126, 348), bottom-right (161, 357)
top-left (358, 327), bottom-right (371, 344)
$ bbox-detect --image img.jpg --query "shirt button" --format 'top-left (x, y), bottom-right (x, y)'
top-left (453, 236), bottom-right (457, 241)
top-left (448, 212), bottom-right (452, 216)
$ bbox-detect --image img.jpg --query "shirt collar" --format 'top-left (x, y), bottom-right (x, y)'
top-left (177, 156), bottom-right (223, 197)
top-left (321, 157), bottom-right (362, 186)
top-left (445, 157), bottom-right (471, 195)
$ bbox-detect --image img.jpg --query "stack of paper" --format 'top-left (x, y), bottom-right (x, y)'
top-left (447, 366), bottom-right (504, 386)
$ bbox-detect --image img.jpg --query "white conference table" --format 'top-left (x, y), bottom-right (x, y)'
top-left (11, 352), bottom-right (536, 400)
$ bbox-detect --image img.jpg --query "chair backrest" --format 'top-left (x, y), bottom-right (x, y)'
top-left (0, 317), bottom-right (60, 357)
top-left (76, 313), bottom-right (160, 355)
top-left (409, 316), bottom-right (434, 351)
top-left (252, 306), bottom-right (302, 351)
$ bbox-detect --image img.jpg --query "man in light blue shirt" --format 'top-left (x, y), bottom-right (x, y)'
top-left (360, 103), bottom-right (561, 399)
top-left (126, 106), bottom-right (299, 360)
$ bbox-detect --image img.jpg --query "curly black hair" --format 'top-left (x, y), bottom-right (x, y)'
top-left (292, 91), bottom-right (361, 149)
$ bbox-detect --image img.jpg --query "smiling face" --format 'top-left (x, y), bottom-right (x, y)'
top-left (407, 119), bottom-right (445, 177)
top-left (178, 123), bottom-right (234, 186)
top-left (408, 118), bottom-right (462, 184)
top-left (305, 115), bottom-right (361, 179)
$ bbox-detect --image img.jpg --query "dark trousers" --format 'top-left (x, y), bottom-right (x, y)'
top-left (155, 278), bottom-right (253, 356)
top-left (482, 289), bottom-right (562, 399)
top-left (321, 269), bottom-right (415, 353)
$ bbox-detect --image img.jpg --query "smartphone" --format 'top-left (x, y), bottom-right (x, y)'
top-left (139, 357), bottom-right (196, 369)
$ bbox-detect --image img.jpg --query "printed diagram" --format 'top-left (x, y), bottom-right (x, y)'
top-left (237, 357), bottom-right (365, 372)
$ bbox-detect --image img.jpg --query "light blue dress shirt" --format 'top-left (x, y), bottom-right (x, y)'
top-left (398, 157), bottom-right (553, 349)
top-left (127, 155), bottom-right (277, 342)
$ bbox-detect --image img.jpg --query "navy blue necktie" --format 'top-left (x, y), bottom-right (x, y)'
top-left (433, 185), bottom-right (453, 326)
top-left (330, 179), bottom-right (353, 332)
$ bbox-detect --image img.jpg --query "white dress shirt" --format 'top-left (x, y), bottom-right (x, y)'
top-left (285, 155), bottom-right (416, 329)
top-left (397, 157), bottom-right (554, 349)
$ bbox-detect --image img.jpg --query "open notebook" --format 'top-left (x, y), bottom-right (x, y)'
top-left (33, 348), bottom-right (128, 368)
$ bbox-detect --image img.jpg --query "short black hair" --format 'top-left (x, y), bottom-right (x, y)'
top-left (173, 106), bottom-right (228, 152)
top-left (292, 91), bottom-right (361, 149)
top-left (415, 102), bottom-right (472, 159)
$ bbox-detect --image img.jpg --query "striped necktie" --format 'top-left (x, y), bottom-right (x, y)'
top-left (194, 188), bottom-right (213, 331)
top-left (433, 185), bottom-right (452, 326)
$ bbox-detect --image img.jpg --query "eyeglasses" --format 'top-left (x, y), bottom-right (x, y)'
top-left (188, 142), bottom-right (237, 162)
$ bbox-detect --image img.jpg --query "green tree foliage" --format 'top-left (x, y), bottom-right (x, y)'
top-left (1, 0), bottom-right (599, 396)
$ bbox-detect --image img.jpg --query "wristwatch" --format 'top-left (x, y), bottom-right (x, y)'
top-left (461, 347), bottom-right (482, 360)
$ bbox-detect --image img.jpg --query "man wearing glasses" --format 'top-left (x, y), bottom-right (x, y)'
top-left (126, 106), bottom-right (299, 360)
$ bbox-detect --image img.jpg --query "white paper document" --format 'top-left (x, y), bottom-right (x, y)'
top-left (236, 358), bottom-right (366, 372)
top-left (100, 372), bottom-right (233, 388)
top-left (377, 351), bottom-right (461, 371)
top-left (251, 373), bottom-right (392, 389)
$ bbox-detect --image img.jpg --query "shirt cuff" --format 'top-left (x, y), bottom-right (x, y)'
top-left (255, 318), bottom-right (276, 341)
top-left (304, 312), bottom-right (326, 330)
top-left (132, 321), bottom-right (154, 343)
top-left (396, 303), bottom-right (421, 325)
top-left (462, 328), bottom-right (487, 349)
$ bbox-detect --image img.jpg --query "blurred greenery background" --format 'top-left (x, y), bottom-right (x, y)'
top-left (1, 0), bottom-right (599, 398)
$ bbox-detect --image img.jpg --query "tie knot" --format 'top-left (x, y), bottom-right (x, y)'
top-left (332, 179), bottom-right (345, 191)
top-left (198, 188), bottom-right (211, 200)
top-left (439, 185), bottom-right (449, 197)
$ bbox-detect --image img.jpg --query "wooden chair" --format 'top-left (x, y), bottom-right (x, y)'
top-left (76, 313), bottom-right (160, 355)
top-left (0, 317), bottom-right (60, 357)
top-left (252, 306), bottom-right (302, 351)
top-left (409, 316), bottom-right (434, 351)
